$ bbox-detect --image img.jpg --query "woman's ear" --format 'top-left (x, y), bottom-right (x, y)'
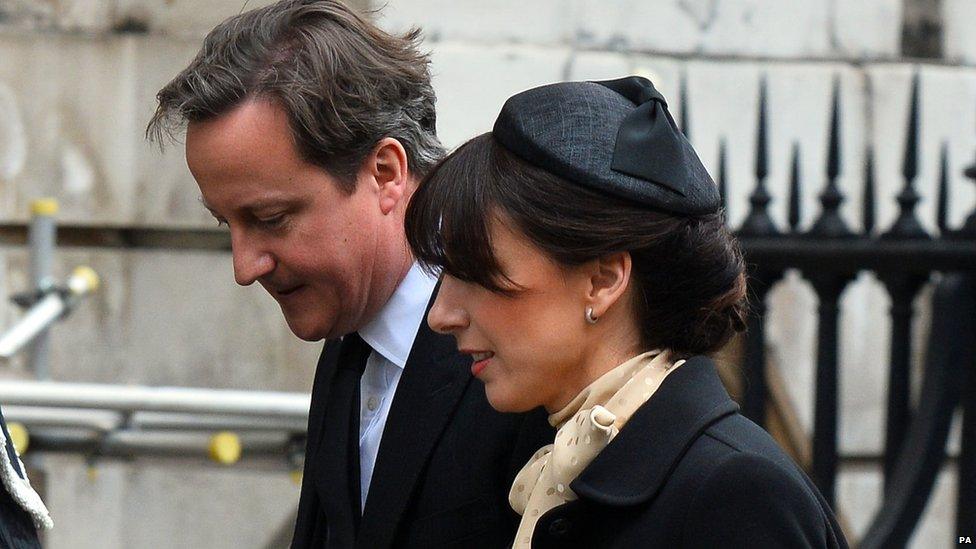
top-left (586, 252), bottom-right (632, 320)
top-left (363, 137), bottom-right (409, 215)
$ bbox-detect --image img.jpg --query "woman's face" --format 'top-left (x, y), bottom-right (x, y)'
top-left (426, 218), bottom-right (599, 413)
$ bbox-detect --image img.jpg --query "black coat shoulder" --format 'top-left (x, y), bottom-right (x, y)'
top-left (675, 416), bottom-right (846, 548)
top-left (531, 357), bottom-right (847, 549)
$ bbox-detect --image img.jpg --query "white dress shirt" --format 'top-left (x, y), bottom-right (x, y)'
top-left (356, 262), bottom-right (438, 510)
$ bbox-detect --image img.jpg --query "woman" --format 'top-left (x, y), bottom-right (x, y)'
top-left (405, 77), bottom-right (847, 548)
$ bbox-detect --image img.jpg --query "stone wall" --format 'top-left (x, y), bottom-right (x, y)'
top-left (0, 0), bottom-right (973, 547)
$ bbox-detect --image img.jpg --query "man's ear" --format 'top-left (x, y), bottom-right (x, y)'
top-left (364, 137), bottom-right (409, 215)
top-left (586, 252), bottom-right (632, 321)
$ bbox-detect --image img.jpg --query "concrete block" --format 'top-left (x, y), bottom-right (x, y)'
top-left (131, 36), bottom-right (217, 227)
top-left (0, 1), bottom-right (304, 36)
top-left (0, 0), bottom-right (114, 32)
top-left (0, 32), bottom-right (223, 226)
top-left (429, 42), bottom-right (571, 147)
top-left (380, 0), bottom-right (900, 60)
top-left (43, 456), bottom-right (299, 549)
top-left (833, 0), bottom-right (902, 59)
top-left (571, 0), bottom-right (832, 59)
top-left (566, 52), bottom-right (682, 99)
top-left (43, 456), bottom-right (127, 549)
top-left (375, 0), bottom-right (567, 46)
top-left (0, 34), bottom-right (139, 224)
top-left (565, 51), bottom-right (632, 82)
top-left (943, 0), bottom-right (976, 66)
top-left (113, 0), bottom-right (281, 38)
top-left (0, 246), bottom-right (319, 390)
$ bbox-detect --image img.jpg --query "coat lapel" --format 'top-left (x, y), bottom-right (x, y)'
top-left (571, 356), bottom-right (739, 506)
top-left (356, 311), bottom-right (471, 548)
top-left (306, 338), bottom-right (359, 546)
top-left (293, 339), bottom-right (339, 548)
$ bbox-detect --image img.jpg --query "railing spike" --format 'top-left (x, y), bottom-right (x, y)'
top-left (864, 147), bottom-right (876, 235)
top-left (827, 77), bottom-right (842, 181)
top-left (756, 76), bottom-right (769, 181)
top-left (789, 143), bottom-right (802, 232)
top-left (902, 72), bottom-right (921, 182)
top-left (882, 70), bottom-right (930, 240)
top-left (808, 82), bottom-right (852, 239)
top-left (736, 76), bottom-right (779, 237)
top-left (937, 143), bottom-right (950, 235)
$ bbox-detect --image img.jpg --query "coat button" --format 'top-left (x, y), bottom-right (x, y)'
top-left (548, 518), bottom-right (572, 538)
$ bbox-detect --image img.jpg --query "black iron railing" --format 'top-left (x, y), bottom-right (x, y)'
top-left (708, 70), bottom-right (976, 546)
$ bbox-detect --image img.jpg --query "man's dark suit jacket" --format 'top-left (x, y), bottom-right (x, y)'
top-left (529, 356), bottom-right (849, 548)
top-left (291, 299), bottom-right (553, 548)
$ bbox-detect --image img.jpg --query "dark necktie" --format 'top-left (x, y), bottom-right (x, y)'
top-left (320, 332), bottom-right (372, 546)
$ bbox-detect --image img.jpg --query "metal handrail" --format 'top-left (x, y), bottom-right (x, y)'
top-left (0, 381), bottom-right (310, 419)
top-left (0, 381), bottom-right (311, 466)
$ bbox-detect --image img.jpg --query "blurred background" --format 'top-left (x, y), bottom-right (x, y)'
top-left (0, 0), bottom-right (975, 547)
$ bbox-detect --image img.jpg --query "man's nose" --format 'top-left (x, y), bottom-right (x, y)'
top-left (427, 276), bottom-right (469, 334)
top-left (231, 232), bottom-right (275, 286)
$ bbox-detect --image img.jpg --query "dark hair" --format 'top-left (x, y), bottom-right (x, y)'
top-left (405, 133), bottom-right (748, 358)
top-left (146, 0), bottom-right (444, 191)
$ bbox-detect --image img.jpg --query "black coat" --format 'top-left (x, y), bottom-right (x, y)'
top-left (291, 302), bottom-right (554, 548)
top-left (0, 407), bottom-right (41, 549)
top-left (530, 356), bottom-right (848, 549)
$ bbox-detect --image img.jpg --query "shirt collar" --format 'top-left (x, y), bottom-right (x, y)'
top-left (358, 262), bottom-right (438, 369)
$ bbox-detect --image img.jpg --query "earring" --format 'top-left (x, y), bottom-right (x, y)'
top-left (585, 307), bottom-right (598, 324)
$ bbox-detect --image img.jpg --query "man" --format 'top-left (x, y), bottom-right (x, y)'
top-left (146, 1), bottom-right (551, 547)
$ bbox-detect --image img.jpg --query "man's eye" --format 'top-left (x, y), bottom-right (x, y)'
top-left (257, 214), bottom-right (287, 227)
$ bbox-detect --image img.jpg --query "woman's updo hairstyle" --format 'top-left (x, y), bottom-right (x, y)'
top-left (405, 77), bottom-right (748, 358)
top-left (405, 133), bottom-right (747, 358)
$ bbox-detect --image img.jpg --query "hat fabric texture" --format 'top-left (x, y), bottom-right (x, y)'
top-left (492, 76), bottom-right (720, 216)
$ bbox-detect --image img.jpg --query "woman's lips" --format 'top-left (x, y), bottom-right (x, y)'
top-left (469, 351), bottom-right (494, 376)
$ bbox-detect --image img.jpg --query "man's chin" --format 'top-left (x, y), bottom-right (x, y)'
top-left (281, 312), bottom-right (332, 342)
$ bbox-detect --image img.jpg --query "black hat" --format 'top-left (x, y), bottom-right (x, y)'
top-left (492, 76), bottom-right (720, 216)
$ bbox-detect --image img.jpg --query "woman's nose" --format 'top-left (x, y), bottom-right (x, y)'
top-left (427, 276), bottom-right (469, 334)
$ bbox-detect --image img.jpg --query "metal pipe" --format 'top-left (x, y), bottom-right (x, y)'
top-left (1, 406), bottom-right (121, 432)
top-left (0, 381), bottom-right (310, 419)
top-left (0, 293), bottom-right (67, 359)
top-left (27, 198), bottom-right (58, 379)
top-left (0, 266), bottom-right (100, 359)
top-left (25, 429), bottom-right (294, 460)
top-left (132, 411), bottom-right (307, 433)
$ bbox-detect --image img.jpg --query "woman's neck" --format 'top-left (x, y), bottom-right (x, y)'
top-left (544, 321), bottom-right (644, 413)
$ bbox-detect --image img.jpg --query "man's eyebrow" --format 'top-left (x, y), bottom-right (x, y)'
top-left (197, 196), bottom-right (300, 215)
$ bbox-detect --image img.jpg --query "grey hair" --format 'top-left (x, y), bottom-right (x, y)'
top-left (146, 0), bottom-right (445, 192)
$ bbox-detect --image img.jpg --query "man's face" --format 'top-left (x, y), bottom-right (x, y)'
top-left (185, 99), bottom-right (402, 341)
